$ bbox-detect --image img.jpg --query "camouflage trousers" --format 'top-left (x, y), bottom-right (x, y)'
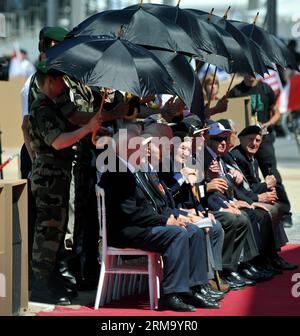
top-left (31, 159), bottom-right (72, 281)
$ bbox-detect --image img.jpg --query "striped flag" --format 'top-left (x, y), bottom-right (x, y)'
top-left (277, 73), bottom-right (300, 113)
top-left (260, 70), bottom-right (283, 96)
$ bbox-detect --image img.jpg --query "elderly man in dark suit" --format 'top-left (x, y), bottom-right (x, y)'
top-left (231, 125), bottom-right (297, 271)
top-left (99, 126), bottom-right (220, 311)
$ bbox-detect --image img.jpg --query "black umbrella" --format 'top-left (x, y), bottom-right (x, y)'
top-left (150, 49), bottom-right (204, 119)
top-left (67, 6), bottom-right (199, 56)
top-left (126, 3), bottom-right (253, 75)
top-left (46, 35), bottom-right (179, 98)
top-left (127, 3), bottom-right (229, 56)
top-left (230, 20), bottom-right (298, 70)
top-left (187, 9), bottom-right (273, 76)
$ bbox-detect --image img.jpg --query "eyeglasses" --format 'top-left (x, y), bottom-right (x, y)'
top-left (210, 136), bottom-right (228, 142)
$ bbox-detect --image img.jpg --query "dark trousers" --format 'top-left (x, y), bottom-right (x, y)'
top-left (256, 132), bottom-right (291, 216)
top-left (70, 163), bottom-right (100, 283)
top-left (252, 208), bottom-right (277, 257)
top-left (209, 219), bottom-right (224, 271)
top-left (213, 211), bottom-right (249, 272)
top-left (241, 208), bottom-right (262, 260)
top-left (20, 144), bottom-right (36, 271)
top-left (121, 224), bottom-right (208, 295)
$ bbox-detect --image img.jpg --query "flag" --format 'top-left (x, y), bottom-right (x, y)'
top-left (287, 73), bottom-right (300, 111)
top-left (260, 70), bottom-right (283, 96)
top-left (277, 73), bottom-right (300, 113)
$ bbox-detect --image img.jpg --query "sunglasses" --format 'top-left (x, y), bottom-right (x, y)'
top-left (210, 136), bottom-right (228, 142)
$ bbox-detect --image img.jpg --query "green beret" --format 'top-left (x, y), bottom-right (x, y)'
top-left (44, 27), bottom-right (69, 42)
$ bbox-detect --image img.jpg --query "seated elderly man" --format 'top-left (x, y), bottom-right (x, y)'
top-left (230, 125), bottom-right (297, 271)
top-left (144, 122), bottom-right (225, 300)
top-left (99, 125), bottom-right (219, 312)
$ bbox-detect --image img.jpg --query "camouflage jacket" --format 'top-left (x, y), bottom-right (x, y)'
top-left (28, 93), bottom-right (77, 165)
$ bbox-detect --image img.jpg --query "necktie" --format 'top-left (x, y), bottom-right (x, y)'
top-left (191, 185), bottom-right (201, 203)
top-left (250, 159), bottom-right (257, 179)
top-left (146, 171), bottom-right (164, 194)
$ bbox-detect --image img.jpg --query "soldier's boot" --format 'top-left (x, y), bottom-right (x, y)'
top-left (56, 260), bottom-right (78, 298)
top-left (30, 277), bottom-right (72, 306)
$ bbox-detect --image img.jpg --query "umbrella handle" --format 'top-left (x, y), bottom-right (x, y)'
top-left (207, 67), bottom-right (218, 109)
top-left (253, 12), bottom-right (259, 25)
top-left (208, 8), bottom-right (214, 22)
top-left (226, 73), bottom-right (236, 96)
top-left (92, 89), bottom-right (107, 146)
top-left (201, 64), bottom-right (211, 85)
top-left (223, 6), bottom-right (231, 20)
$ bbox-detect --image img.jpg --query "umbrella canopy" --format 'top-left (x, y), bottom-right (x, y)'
top-left (230, 20), bottom-right (298, 71)
top-left (127, 3), bottom-right (254, 75)
top-left (127, 3), bottom-right (228, 56)
top-left (67, 7), bottom-right (199, 56)
top-left (150, 49), bottom-right (204, 119)
top-left (46, 35), bottom-right (179, 98)
top-left (187, 9), bottom-right (273, 76)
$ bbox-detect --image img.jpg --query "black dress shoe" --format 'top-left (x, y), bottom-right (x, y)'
top-left (252, 265), bottom-right (274, 280)
top-left (239, 266), bottom-right (267, 282)
top-left (231, 272), bottom-right (256, 286)
top-left (264, 262), bottom-right (283, 275)
top-left (198, 285), bottom-right (224, 301)
top-left (223, 273), bottom-right (246, 290)
top-left (181, 291), bottom-right (220, 309)
top-left (158, 295), bottom-right (196, 312)
top-left (247, 265), bottom-right (274, 281)
top-left (203, 285), bottom-right (225, 299)
top-left (271, 256), bottom-right (298, 270)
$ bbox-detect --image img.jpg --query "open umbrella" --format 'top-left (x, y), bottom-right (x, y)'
top-left (67, 6), bottom-right (199, 56)
top-left (150, 49), bottom-right (204, 119)
top-left (230, 20), bottom-right (298, 70)
top-left (46, 35), bottom-right (179, 98)
top-left (125, 3), bottom-right (255, 75)
top-left (187, 8), bottom-right (273, 76)
top-left (127, 3), bottom-right (230, 58)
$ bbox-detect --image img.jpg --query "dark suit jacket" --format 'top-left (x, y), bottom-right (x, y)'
top-left (99, 159), bottom-right (180, 247)
top-left (222, 152), bottom-right (259, 203)
top-left (231, 145), bottom-right (268, 194)
top-left (204, 147), bottom-right (235, 208)
top-left (159, 168), bottom-right (205, 213)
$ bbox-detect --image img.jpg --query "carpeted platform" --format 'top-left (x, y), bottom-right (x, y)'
top-left (37, 244), bottom-right (300, 316)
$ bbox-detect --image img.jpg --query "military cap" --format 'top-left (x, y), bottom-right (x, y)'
top-left (238, 125), bottom-right (263, 137)
top-left (39, 26), bottom-right (69, 52)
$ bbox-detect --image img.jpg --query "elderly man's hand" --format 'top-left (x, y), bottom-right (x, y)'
top-left (207, 178), bottom-right (228, 194)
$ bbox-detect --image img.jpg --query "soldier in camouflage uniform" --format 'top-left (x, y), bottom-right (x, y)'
top-left (20, 26), bottom-right (69, 289)
top-left (28, 65), bottom-right (102, 305)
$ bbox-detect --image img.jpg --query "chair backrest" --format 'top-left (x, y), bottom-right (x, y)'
top-left (95, 185), bottom-right (107, 258)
